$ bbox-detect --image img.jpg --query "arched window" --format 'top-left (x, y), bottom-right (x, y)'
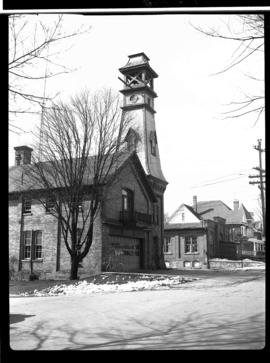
top-left (149, 131), bottom-right (157, 156)
top-left (122, 189), bottom-right (134, 213)
top-left (125, 128), bottom-right (140, 152)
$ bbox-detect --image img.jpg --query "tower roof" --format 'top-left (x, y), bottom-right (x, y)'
top-left (128, 52), bottom-right (150, 61)
top-left (119, 52), bottom-right (158, 78)
top-left (14, 145), bottom-right (33, 152)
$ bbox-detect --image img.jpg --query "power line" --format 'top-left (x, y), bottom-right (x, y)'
top-left (193, 169), bottom-right (251, 184)
top-left (191, 174), bottom-right (248, 189)
top-left (9, 123), bottom-right (29, 134)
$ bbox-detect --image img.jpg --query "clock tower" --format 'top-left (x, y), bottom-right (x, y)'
top-left (119, 52), bottom-right (168, 269)
top-left (119, 52), bottom-right (167, 184)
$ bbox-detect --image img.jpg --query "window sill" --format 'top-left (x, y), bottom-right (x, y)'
top-left (23, 212), bottom-right (33, 216)
top-left (21, 259), bottom-right (43, 262)
top-left (184, 252), bottom-right (200, 255)
top-left (164, 252), bottom-right (173, 255)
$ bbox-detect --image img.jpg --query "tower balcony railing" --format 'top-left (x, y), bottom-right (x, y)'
top-left (119, 211), bottom-right (152, 226)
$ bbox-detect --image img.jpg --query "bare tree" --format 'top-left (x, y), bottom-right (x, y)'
top-left (9, 14), bottom-right (90, 132)
top-left (24, 89), bottom-right (131, 280)
top-left (192, 15), bottom-right (264, 125)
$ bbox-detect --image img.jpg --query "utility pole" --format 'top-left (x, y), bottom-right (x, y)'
top-left (248, 139), bottom-right (265, 237)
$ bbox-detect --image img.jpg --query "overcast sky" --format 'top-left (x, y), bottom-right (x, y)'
top-left (9, 13), bottom-right (265, 218)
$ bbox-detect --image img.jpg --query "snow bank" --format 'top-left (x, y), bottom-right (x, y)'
top-left (209, 258), bottom-right (265, 271)
top-left (21, 276), bottom-right (195, 297)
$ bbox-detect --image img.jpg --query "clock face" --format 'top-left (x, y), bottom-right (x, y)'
top-left (129, 94), bottom-right (139, 104)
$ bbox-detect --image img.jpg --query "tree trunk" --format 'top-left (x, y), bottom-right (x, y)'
top-left (70, 255), bottom-right (80, 280)
top-left (158, 253), bottom-right (166, 270)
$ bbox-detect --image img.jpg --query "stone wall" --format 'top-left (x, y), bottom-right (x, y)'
top-left (9, 196), bottom-right (103, 280)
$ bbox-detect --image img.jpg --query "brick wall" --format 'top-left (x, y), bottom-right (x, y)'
top-left (164, 230), bottom-right (208, 269)
top-left (103, 162), bottom-right (150, 220)
top-left (101, 161), bottom-right (159, 271)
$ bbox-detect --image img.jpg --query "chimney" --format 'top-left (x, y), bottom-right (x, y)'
top-left (193, 195), bottom-right (198, 212)
top-left (233, 199), bottom-right (239, 211)
top-left (14, 146), bottom-right (33, 166)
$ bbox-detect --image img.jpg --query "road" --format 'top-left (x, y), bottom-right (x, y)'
top-left (9, 270), bottom-right (265, 350)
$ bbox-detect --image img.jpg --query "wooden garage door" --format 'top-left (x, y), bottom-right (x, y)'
top-left (110, 236), bottom-right (141, 271)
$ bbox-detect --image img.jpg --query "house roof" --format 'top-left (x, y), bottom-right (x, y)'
top-left (184, 204), bottom-right (202, 220)
top-left (242, 204), bottom-right (253, 220)
top-left (225, 203), bottom-right (253, 225)
top-left (195, 200), bottom-right (232, 220)
top-left (196, 200), bottom-right (253, 225)
top-left (9, 152), bottom-right (128, 193)
top-left (8, 151), bottom-right (157, 202)
top-left (164, 222), bottom-right (206, 230)
top-left (168, 203), bottom-right (202, 223)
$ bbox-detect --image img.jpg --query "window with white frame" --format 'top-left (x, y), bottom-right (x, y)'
top-left (23, 231), bottom-right (32, 259)
top-left (23, 196), bottom-right (32, 214)
top-left (23, 230), bottom-right (43, 260)
top-left (164, 236), bottom-right (171, 253)
top-left (34, 231), bottom-right (42, 259)
top-left (184, 236), bottom-right (198, 253)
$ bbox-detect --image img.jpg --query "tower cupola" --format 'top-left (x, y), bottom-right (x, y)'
top-left (119, 52), bottom-right (158, 114)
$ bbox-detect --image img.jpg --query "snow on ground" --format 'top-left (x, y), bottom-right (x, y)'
top-left (19, 259), bottom-right (265, 297)
top-left (21, 276), bottom-right (197, 297)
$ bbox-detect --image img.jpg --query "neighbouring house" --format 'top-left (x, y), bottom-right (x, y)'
top-left (224, 200), bottom-right (265, 260)
top-left (194, 196), bottom-right (264, 260)
top-left (8, 53), bottom-right (168, 279)
top-left (194, 197), bottom-right (261, 243)
top-left (193, 197), bottom-right (241, 260)
top-left (164, 195), bottom-right (263, 269)
top-left (163, 203), bottom-right (227, 269)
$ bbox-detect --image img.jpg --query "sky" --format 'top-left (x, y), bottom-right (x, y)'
top-left (8, 13), bottom-right (265, 219)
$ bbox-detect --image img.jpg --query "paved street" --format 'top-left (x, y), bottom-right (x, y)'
top-left (9, 270), bottom-right (265, 350)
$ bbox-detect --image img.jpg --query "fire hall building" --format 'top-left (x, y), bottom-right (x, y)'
top-left (9, 53), bottom-right (168, 279)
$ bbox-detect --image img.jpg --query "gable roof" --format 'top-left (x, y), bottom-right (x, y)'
top-left (195, 200), bottom-right (232, 220)
top-left (184, 204), bottom-right (202, 220)
top-left (225, 203), bottom-right (253, 225)
top-left (168, 203), bottom-right (202, 223)
top-left (9, 152), bottom-right (129, 193)
top-left (242, 204), bottom-right (253, 220)
top-left (8, 151), bottom-right (156, 202)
